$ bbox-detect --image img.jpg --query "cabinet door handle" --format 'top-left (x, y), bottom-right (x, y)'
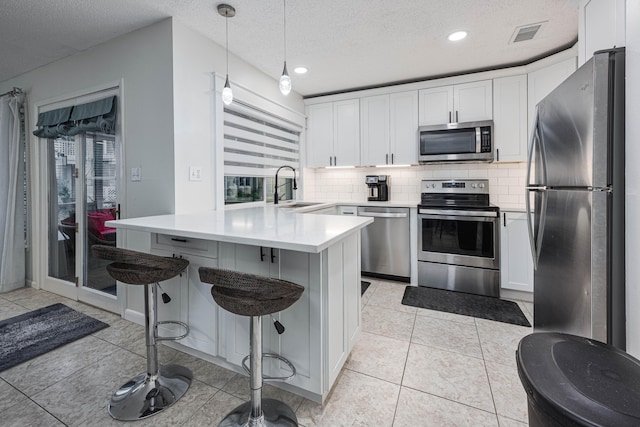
top-left (503, 212), bottom-right (506, 227)
top-left (260, 246), bottom-right (265, 262)
top-left (386, 153), bottom-right (389, 164)
top-left (391, 153), bottom-right (394, 164)
top-left (455, 110), bottom-right (459, 122)
top-left (496, 148), bottom-right (500, 162)
top-left (449, 111), bottom-right (452, 123)
top-left (270, 248), bottom-right (276, 263)
top-left (334, 156), bottom-right (337, 165)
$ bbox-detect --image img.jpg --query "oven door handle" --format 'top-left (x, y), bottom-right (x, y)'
top-left (358, 212), bottom-right (408, 218)
top-left (418, 209), bottom-right (497, 218)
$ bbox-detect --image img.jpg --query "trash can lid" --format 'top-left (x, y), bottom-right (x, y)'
top-left (517, 333), bottom-right (640, 427)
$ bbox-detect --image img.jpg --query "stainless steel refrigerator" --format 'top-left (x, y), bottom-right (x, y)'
top-left (526, 48), bottom-right (625, 349)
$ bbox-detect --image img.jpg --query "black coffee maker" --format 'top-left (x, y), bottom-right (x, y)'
top-left (365, 175), bottom-right (389, 201)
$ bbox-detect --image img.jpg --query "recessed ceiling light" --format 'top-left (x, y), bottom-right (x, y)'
top-left (448, 31), bottom-right (467, 41)
top-left (294, 66), bottom-right (308, 74)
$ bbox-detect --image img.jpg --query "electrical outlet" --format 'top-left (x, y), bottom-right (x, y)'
top-left (189, 166), bottom-right (202, 182)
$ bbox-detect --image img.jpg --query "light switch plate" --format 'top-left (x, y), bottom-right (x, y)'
top-left (131, 167), bottom-right (141, 181)
top-left (189, 166), bottom-right (202, 182)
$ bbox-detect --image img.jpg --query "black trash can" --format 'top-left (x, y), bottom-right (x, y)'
top-left (516, 332), bottom-right (640, 426)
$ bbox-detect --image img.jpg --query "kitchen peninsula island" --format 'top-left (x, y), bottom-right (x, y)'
top-left (106, 206), bottom-right (372, 403)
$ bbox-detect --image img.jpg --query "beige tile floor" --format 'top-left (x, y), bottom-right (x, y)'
top-left (0, 279), bottom-right (533, 426)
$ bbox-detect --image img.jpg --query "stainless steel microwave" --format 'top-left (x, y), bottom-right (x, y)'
top-left (418, 120), bottom-right (494, 163)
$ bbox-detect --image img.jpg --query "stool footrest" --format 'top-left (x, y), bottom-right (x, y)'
top-left (242, 352), bottom-right (296, 382)
top-left (155, 320), bottom-right (190, 341)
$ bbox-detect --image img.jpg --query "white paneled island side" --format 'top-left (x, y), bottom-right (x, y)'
top-left (106, 207), bottom-right (373, 403)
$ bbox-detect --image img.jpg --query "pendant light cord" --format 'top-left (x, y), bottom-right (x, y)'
top-left (283, 0), bottom-right (287, 62)
top-left (225, 10), bottom-right (229, 76)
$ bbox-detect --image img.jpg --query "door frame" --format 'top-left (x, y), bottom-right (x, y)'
top-left (33, 82), bottom-right (125, 314)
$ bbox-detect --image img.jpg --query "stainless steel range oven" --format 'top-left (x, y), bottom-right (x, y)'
top-left (418, 179), bottom-right (500, 297)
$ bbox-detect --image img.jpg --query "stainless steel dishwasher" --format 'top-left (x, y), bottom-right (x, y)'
top-left (357, 206), bottom-right (411, 282)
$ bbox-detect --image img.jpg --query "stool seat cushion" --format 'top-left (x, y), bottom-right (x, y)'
top-left (93, 245), bottom-right (189, 285)
top-left (199, 268), bottom-right (304, 316)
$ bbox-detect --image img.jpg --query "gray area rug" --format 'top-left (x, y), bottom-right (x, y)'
top-left (0, 303), bottom-right (109, 372)
top-left (402, 286), bottom-right (531, 327)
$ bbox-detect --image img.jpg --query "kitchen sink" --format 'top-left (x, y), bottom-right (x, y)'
top-left (276, 202), bottom-right (322, 209)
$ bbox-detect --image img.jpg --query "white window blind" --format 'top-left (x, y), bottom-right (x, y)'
top-left (223, 99), bottom-right (301, 177)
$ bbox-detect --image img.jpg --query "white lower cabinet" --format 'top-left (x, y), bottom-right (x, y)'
top-left (500, 212), bottom-right (534, 295)
top-left (150, 236), bottom-right (219, 357)
top-left (217, 232), bottom-right (361, 400)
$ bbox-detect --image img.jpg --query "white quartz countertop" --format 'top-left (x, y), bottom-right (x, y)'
top-left (106, 206), bottom-right (373, 253)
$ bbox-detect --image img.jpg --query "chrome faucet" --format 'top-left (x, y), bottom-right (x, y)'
top-left (274, 166), bottom-right (298, 205)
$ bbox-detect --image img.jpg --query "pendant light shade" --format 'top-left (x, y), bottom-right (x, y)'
top-left (279, 61), bottom-right (292, 95)
top-left (222, 74), bottom-right (233, 105)
top-left (218, 4), bottom-right (235, 105)
top-left (279, 0), bottom-right (291, 95)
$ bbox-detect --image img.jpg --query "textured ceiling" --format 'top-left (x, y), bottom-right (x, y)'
top-left (0, 0), bottom-right (579, 97)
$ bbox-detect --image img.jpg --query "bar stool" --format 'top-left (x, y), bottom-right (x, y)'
top-left (92, 245), bottom-right (193, 421)
top-left (199, 267), bottom-right (304, 427)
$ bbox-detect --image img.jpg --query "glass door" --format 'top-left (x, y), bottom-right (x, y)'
top-left (45, 131), bottom-right (121, 313)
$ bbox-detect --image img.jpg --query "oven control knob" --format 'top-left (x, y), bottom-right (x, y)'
top-left (471, 183), bottom-right (477, 188)
top-left (478, 183), bottom-right (485, 188)
top-left (431, 183), bottom-right (436, 188)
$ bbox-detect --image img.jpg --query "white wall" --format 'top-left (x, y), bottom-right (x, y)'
top-left (171, 21), bottom-right (304, 214)
top-left (0, 19), bottom-right (175, 288)
top-left (625, 1), bottom-right (640, 357)
top-left (305, 163), bottom-right (527, 210)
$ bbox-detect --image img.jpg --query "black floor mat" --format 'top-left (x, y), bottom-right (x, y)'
top-left (401, 286), bottom-right (531, 327)
top-left (361, 281), bottom-right (371, 296)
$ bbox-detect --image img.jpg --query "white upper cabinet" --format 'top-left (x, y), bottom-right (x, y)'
top-left (360, 91), bottom-right (418, 166)
top-left (493, 74), bottom-right (528, 163)
top-left (305, 103), bottom-right (333, 168)
top-left (360, 95), bottom-right (389, 166)
top-left (418, 86), bottom-right (453, 126)
top-left (419, 80), bottom-right (492, 126)
top-left (389, 91), bottom-right (419, 165)
top-left (306, 100), bottom-right (360, 168)
top-left (527, 57), bottom-right (577, 135)
top-left (579, 0), bottom-right (625, 66)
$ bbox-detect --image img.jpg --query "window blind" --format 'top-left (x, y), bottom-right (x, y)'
top-left (223, 99), bottom-right (301, 178)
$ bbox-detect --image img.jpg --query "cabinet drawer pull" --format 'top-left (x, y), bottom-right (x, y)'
top-left (171, 238), bottom-right (188, 243)
top-left (270, 248), bottom-right (276, 263)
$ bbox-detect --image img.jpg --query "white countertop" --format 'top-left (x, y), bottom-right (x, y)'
top-left (106, 206), bottom-right (373, 253)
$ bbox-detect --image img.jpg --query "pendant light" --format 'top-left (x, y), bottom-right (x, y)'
top-left (218, 4), bottom-right (236, 105)
top-left (279, 0), bottom-right (292, 95)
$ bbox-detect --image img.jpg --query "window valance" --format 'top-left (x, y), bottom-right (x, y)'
top-left (33, 96), bottom-right (117, 138)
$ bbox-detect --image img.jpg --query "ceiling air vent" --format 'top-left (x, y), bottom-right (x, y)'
top-left (510, 22), bottom-right (546, 43)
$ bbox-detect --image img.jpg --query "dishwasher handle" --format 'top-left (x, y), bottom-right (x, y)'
top-left (358, 211), bottom-right (408, 218)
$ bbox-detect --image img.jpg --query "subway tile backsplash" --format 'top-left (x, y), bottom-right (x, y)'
top-left (303, 162), bottom-right (528, 209)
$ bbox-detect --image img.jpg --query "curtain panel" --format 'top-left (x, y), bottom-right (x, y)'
top-left (0, 93), bottom-right (26, 292)
top-left (33, 96), bottom-right (116, 138)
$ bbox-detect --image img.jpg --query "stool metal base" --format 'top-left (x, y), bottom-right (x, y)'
top-left (108, 364), bottom-right (192, 421)
top-left (218, 398), bottom-right (298, 427)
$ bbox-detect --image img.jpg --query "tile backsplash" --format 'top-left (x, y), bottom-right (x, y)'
top-left (303, 162), bottom-right (528, 210)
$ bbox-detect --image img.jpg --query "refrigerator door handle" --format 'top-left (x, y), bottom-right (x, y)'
top-left (525, 187), bottom-right (547, 270)
top-left (526, 107), bottom-right (546, 187)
